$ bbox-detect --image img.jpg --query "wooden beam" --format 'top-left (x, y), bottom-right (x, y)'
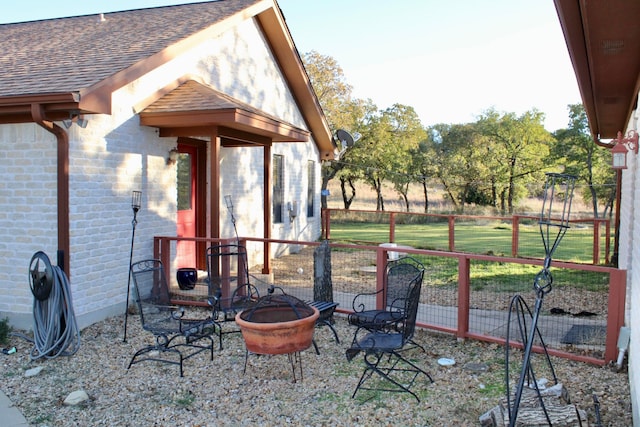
top-left (262, 144), bottom-right (272, 274)
top-left (210, 127), bottom-right (220, 239)
top-left (219, 127), bottom-right (271, 145)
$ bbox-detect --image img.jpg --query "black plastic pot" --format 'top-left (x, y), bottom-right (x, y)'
top-left (176, 268), bottom-right (197, 290)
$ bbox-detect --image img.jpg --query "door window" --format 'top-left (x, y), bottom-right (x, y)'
top-left (177, 153), bottom-right (192, 211)
top-left (273, 154), bottom-right (284, 223)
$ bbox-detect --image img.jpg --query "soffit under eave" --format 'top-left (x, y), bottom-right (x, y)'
top-left (554, 0), bottom-right (640, 139)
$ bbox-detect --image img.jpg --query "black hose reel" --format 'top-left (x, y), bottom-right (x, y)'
top-left (29, 251), bottom-right (54, 301)
top-left (26, 250), bottom-right (80, 359)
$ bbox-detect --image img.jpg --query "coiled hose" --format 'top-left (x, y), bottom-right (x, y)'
top-left (27, 251), bottom-right (81, 360)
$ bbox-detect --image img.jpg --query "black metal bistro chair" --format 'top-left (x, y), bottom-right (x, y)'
top-left (206, 244), bottom-right (260, 347)
top-left (127, 259), bottom-right (218, 377)
top-left (348, 257), bottom-right (425, 351)
top-left (346, 270), bottom-right (433, 401)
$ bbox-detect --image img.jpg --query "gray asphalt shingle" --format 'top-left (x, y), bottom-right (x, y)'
top-left (0, 0), bottom-right (260, 97)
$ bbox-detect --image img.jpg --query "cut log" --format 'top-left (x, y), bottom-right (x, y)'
top-left (479, 384), bottom-right (589, 427)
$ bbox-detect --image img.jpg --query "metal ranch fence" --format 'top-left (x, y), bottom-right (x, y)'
top-left (321, 209), bottom-right (612, 265)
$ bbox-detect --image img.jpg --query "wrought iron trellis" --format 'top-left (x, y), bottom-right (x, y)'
top-left (505, 173), bottom-right (576, 426)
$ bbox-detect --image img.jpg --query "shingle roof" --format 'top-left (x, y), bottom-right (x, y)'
top-left (0, 0), bottom-right (260, 97)
top-left (139, 79), bottom-right (310, 141)
top-left (143, 80), bottom-right (267, 114)
top-left (0, 0), bottom-right (335, 159)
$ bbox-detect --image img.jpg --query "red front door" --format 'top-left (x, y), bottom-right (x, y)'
top-left (176, 144), bottom-right (197, 268)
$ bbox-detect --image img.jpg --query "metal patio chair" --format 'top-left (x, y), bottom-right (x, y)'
top-left (346, 270), bottom-right (433, 401)
top-left (127, 259), bottom-right (218, 377)
top-left (206, 244), bottom-right (260, 347)
top-left (348, 257), bottom-right (425, 351)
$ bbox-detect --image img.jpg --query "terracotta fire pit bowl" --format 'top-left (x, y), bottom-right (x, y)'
top-left (235, 294), bottom-right (319, 355)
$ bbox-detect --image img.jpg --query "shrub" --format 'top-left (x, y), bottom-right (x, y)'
top-left (0, 317), bottom-right (11, 345)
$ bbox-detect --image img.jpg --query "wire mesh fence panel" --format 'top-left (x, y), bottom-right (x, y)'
top-left (537, 266), bottom-right (609, 359)
top-left (328, 246), bottom-right (378, 311)
top-left (467, 260), bottom-right (533, 341)
top-left (254, 244), bottom-right (379, 313)
top-left (167, 238), bottom-right (210, 304)
top-left (413, 254), bottom-right (459, 329)
top-left (469, 259), bottom-right (610, 360)
top-left (161, 235), bottom-right (618, 364)
top-left (516, 220), bottom-right (601, 264)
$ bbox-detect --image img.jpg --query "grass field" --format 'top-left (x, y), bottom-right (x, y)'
top-left (324, 179), bottom-right (610, 264)
top-left (328, 220), bottom-right (608, 265)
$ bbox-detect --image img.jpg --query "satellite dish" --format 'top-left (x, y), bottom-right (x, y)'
top-left (335, 129), bottom-right (355, 150)
top-left (333, 129), bottom-right (361, 159)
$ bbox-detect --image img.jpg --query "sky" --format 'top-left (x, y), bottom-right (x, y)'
top-left (1, 0), bottom-right (582, 132)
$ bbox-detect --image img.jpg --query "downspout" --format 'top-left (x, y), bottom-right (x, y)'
top-left (30, 103), bottom-right (70, 274)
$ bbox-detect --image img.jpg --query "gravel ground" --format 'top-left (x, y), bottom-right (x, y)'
top-left (0, 313), bottom-right (632, 426)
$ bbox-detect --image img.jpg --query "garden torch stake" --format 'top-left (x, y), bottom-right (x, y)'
top-left (123, 191), bottom-right (142, 342)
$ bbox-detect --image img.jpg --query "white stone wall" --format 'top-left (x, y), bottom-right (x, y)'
top-left (614, 101), bottom-right (639, 423)
top-left (620, 104), bottom-right (640, 424)
top-left (198, 18), bottom-right (322, 257)
top-left (0, 15), bottom-right (322, 330)
top-left (0, 124), bottom-right (59, 328)
top-left (66, 110), bottom-right (178, 329)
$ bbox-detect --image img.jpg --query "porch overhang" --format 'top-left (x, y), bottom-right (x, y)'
top-left (554, 0), bottom-right (640, 139)
top-left (138, 80), bottom-right (309, 144)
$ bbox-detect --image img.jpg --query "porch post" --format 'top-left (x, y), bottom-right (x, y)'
top-left (262, 144), bottom-right (272, 273)
top-left (210, 128), bottom-right (220, 239)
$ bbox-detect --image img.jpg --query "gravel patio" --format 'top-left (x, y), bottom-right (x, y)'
top-left (0, 311), bottom-right (632, 426)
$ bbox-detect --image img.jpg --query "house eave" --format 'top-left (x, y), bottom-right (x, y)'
top-left (0, 92), bottom-right (83, 124)
top-left (140, 108), bottom-right (310, 142)
top-left (554, 0), bottom-right (640, 139)
top-left (255, 5), bottom-right (334, 159)
top-left (0, 0), bottom-right (334, 159)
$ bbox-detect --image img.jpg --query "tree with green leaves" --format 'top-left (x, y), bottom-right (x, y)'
top-left (332, 98), bottom-right (378, 209)
top-left (428, 123), bottom-right (492, 213)
top-left (552, 104), bottom-right (615, 218)
top-left (385, 104), bottom-right (426, 211)
top-left (411, 137), bottom-right (438, 212)
top-left (477, 109), bottom-right (551, 214)
top-left (302, 50), bottom-right (369, 209)
top-left (345, 104), bottom-right (423, 211)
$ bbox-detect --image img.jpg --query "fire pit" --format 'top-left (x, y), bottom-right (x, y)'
top-left (235, 293), bottom-right (319, 355)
